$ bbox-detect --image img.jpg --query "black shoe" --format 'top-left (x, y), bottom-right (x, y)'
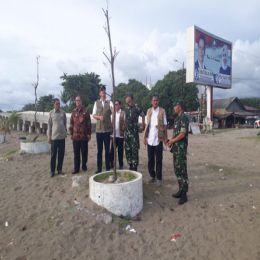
top-left (72, 170), bottom-right (79, 174)
top-left (178, 192), bottom-right (188, 205)
top-left (82, 166), bottom-right (87, 172)
top-left (172, 190), bottom-right (182, 198)
top-left (50, 172), bottom-right (55, 177)
top-left (58, 170), bottom-right (65, 175)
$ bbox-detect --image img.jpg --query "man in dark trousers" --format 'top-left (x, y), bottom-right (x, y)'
top-left (92, 85), bottom-right (113, 173)
top-left (167, 101), bottom-right (189, 205)
top-left (144, 95), bottom-right (167, 186)
top-left (48, 98), bottom-right (67, 177)
top-left (69, 96), bottom-right (91, 174)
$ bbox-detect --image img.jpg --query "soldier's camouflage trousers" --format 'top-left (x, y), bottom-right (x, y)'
top-left (125, 134), bottom-right (139, 170)
top-left (173, 146), bottom-right (188, 192)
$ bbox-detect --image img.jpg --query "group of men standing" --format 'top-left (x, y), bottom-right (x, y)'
top-left (47, 86), bottom-right (189, 205)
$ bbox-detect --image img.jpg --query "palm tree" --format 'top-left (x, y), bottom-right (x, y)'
top-left (0, 112), bottom-right (21, 143)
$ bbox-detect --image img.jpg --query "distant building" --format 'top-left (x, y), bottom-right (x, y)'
top-left (213, 97), bottom-right (260, 128)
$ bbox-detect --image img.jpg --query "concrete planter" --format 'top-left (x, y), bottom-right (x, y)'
top-left (89, 170), bottom-right (143, 217)
top-left (20, 141), bottom-right (50, 154)
top-left (0, 134), bottom-right (6, 144)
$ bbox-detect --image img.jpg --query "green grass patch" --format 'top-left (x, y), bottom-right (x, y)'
top-left (118, 217), bottom-right (132, 228)
top-left (21, 139), bottom-right (48, 143)
top-left (206, 164), bottom-right (237, 176)
top-left (240, 136), bottom-right (260, 142)
top-left (3, 149), bottom-right (18, 158)
top-left (94, 171), bottom-right (136, 183)
top-left (94, 172), bottom-right (114, 182)
top-left (120, 171), bottom-right (136, 181)
top-left (213, 128), bottom-right (238, 134)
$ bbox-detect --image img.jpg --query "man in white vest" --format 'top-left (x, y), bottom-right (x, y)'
top-left (93, 85), bottom-right (113, 173)
top-left (144, 95), bottom-right (168, 186)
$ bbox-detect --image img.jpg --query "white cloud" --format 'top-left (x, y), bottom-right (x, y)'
top-left (215, 38), bottom-right (260, 98)
top-left (1, 0), bottom-right (260, 110)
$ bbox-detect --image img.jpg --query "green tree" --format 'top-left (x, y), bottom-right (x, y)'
top-left (22, 103), bottom-right (35, 111)
top-left (38, 94), bottom-right (55, 112)
top-left (151, 70), bottom-right (199, 117)
top-left (115, 79), bottom-right (150, 112)
top-left (240, 97), bottom-right (260, 109)
top-left (60, 73), bottom-right (101, 112)
top-left (0, 112), bottom-right (21, 143)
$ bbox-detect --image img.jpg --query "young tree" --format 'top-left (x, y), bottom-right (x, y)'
top-left (103, 6), bottom-right (119, 180)
top-left (32, 56), bottom-right (40, 141)
top-left (0, 112), bottom-right (20, 143)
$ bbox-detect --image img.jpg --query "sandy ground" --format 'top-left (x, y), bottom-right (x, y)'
top-left (0, 128), bottom-right (260, 260)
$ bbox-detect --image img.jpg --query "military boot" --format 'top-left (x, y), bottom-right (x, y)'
top-left (178, 192), bottom-right (188, 205)
top-left (172, 181), bottom-right (182, 198)
top-left (172, 190), bottom-right (182, 198)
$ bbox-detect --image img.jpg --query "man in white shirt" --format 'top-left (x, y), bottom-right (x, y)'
top-left (144, 95), bottom-right (167, 186)
top-left (92, 85), bottom-right (113, 173)
top-left (110, 100), bottom-right (125, 169)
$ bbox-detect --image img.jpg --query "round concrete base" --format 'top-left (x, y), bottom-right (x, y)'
top-left (0, 134), bottom-right (6, 144)
top-left (89, 170), bottom-right (143, 217)
top-left (20, 141), bottom-right (50, 154)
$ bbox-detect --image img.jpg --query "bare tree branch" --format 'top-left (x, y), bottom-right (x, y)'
top-left (102, 5), bottom-right (119, 180)
top-left (103, 51), bottom-right (111, 63)
top-left (33, 55), bottom-right (40, 141)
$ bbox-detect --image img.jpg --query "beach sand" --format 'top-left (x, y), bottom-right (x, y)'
top-left (0, 128), bottom-right (260, 260)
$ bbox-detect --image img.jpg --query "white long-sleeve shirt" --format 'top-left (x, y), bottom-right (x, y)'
top-left (147, 107), bottom-right (167, 146)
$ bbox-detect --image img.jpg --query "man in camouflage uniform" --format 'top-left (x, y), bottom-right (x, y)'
top-left (124, 93), bottom-right (145, 171)
top-left (167, 101), bottom-right (189, 205)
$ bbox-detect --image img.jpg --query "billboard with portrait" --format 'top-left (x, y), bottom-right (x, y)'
top-left (186, 26), bottom-right (232, 89)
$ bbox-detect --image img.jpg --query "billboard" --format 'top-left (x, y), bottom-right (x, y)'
top-left (186, 26), bottom-right (232, 89)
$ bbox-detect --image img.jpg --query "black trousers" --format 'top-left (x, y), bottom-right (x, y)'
top-left (110, 137), bottom-right (124, 168)
top-left (73, 140), bottom-right (88, 172)
top-left (50, 139), bottom-right (65, 173)
top-left (96, 132), bottom-right (111, 172)
top-left (147, 142), bottom-right (163, 180)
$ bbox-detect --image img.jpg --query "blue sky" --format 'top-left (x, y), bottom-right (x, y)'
top-left (1, 0), bottom-right (260, 110)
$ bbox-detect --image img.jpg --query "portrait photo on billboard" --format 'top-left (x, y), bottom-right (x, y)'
top-left (194, 27), bottom-right (232, 88)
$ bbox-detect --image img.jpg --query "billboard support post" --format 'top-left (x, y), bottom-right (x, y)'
top-left (206, 86), bottom-right (213, 122)
top-left (182, 61), bottom-right (185, 101)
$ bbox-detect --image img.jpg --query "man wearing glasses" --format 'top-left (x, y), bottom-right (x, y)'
top-left (48, 98), bottom-right (67, 177)
top-left (69, 96), bottom-right (91, 174)
top-left (92, 85), bottom-right (113, 173)
top-left (110, 100), bottom-right (125, 169)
